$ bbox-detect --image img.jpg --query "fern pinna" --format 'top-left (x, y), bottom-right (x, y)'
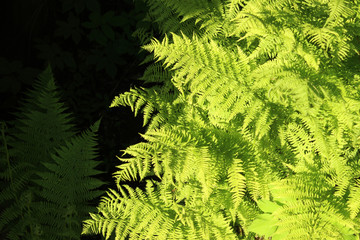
top-left (83, 0), bottom-right (360, 239)
top-left (0, 66), bottom-right (104, 240)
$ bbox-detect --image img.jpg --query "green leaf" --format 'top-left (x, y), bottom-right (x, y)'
top-left (103, 11), bottom-right (115, 23)
top-left (248, 213), bottom-right (277, 237)
top-left (257, 199), bottom-right (282, 213)
top-left (101, 24), bottom-right (115, 41)
top-left (271, 231), bottom-right (290, 240)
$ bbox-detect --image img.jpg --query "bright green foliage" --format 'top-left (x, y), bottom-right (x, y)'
top-left (0, 66), bottom-right (104, 239)
top-left (83, 0), bottom-right (360, 239)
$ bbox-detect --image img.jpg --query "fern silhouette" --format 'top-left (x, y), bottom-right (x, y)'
top-left (83, 0), bottom-right (360, 239)
top-left (0, 66), bottom-right (104, 240)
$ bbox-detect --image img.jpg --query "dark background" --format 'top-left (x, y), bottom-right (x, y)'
top-left (0, 0), bottom-right (158, 239)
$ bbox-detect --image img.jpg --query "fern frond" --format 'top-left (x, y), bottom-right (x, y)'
top-left (227, 158), bottom-right (246, 208)
top-left (89, 0), bottom-right (360, 239)
top-left (84, 181), bottom-right (239, 240)
top-left (264, 168), bottom-right (360, 239)
top-left (83, 183), bottom-right (184, 240)
top-left (348, 179), bottom-right (360, 219)
top-left (33, 120), bottom-right (104, 239)
top-left (0, 66), bottom-right (104, 240)
top-left (325, 0), bottom-right (354, 27)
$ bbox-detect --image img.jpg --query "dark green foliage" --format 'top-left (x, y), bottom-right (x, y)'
top-left (0, 66), bottom-right (104, 239)
top-left (32, 122), bottom-right (105, 239)
top-left (1, 0), bottom-right (151, 128)
top-left (83, 0), bottom-right (360, 239)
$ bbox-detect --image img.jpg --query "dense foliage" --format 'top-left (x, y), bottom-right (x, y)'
top-left (83, 0), bottom-right (360, 239)
top-left (0, 66), bottom-right (104, 239)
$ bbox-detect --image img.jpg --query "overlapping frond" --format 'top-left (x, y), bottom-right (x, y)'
top-left (84, 0), bottom-right (360, 239)
top-left (83, 181), bottom-right (238, 240)
top-left (0, 66), bottom-right (104, 240)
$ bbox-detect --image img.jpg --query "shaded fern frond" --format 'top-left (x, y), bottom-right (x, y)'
top-left (0, 66), bottom-right (104, 240)
top-left (33, 120), bottom-right (104, 239)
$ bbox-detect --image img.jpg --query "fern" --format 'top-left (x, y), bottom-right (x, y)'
top-left (83, 181), bottom-right (238, 240)
top-left (83, 0), bottom-right (360, 239)
top-left (0, 66), bottom-right (104, 239)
